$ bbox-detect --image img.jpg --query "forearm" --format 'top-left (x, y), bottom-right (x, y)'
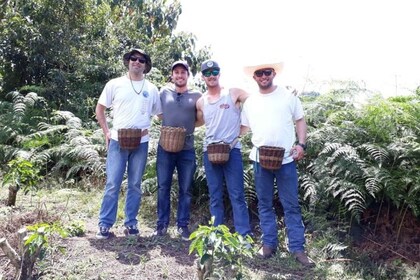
top-left (295, 118), bottom-right (307, 144)
top-left (240, 125), bottom-right (250, 136)
top-left (95, 104), bottom-right (109, 134)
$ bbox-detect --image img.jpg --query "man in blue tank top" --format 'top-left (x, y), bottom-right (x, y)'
top-left (154, 61), bottom-right (201, 241)
top-left (196, 59), bottom-right (252, 237)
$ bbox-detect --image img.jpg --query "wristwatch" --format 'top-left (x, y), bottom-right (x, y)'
top-left (296, 143), bottom-right (307, 151)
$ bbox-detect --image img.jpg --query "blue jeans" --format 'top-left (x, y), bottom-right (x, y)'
top-left (98, 139), bottom-right (148, 228)
top-left (203, 148), bottom-right (252, 236)
top-left (254, 161), bottom-right (305, 252)
top-left (156, 145), bottom-right (196, 228)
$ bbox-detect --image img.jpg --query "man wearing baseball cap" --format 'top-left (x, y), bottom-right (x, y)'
top-left (196, 59), bottom-right (253, 238)
top-left (154, 60), bottom-right (202, 241)
top-left (95, 48), bottom-right (162, 239)
top-left (241, 61), bottom-right (314, 266)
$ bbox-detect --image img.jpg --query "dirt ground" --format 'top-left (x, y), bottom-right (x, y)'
top-left (1, 191), bottom-right (419, 280)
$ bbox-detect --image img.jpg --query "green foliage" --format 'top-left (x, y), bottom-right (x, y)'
top-left (301, 89), bottom-right (420, 227)
top-left (0, 0), bottom-right (211, 121)
top-left (25, 222), bottom-right (68, 256)
top-left (2, 157), bottom-right (40, 195)
top-left (0, 91), bottom-right (106, 182)
top-left (189, 217), bottom-right (254, 279)
top-left (64, 220), bottom-right (86, 237)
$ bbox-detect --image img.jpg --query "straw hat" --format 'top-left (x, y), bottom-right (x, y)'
top-left (243, 62), bottom-right (284, 77)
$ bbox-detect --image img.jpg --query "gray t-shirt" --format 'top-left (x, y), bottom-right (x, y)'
top-left (159, 86), bottom-right (201, 150)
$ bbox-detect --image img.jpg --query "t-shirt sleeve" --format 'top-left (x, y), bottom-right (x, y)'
top-left (97, 81), bottom-right (114, 108)
top-left (151, 85), bottom-right (163, 115)
top-left (241, 102), bottom-right (250, 127)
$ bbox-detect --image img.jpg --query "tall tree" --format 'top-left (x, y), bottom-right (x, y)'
top-left (0, 0), bottom-right (210, 120)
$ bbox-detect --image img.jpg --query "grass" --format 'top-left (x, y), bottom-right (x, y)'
top-left (0, 183), bottom-right (419, 280)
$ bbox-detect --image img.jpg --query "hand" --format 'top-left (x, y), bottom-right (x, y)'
top-left (290, 145), bottom-right (305, 161)
top-left (105, 131), bottom-right (111, 150)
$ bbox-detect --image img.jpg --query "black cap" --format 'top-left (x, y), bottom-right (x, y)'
top-left (201, 59), bottom-right (220, 73)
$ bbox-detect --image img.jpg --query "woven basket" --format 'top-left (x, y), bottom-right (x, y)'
top-left (159, 126), bottom-right (186, 153)
top-left (118, 128), bottom-right (142, 150)
top-left (207, 143), bottom-right (230, 164)
top-left (258, 146), bottom-right (285, 170)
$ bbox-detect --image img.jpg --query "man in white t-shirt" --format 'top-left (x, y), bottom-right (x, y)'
top-left (95, 48), bottom-right (162, 239)
top-left (241, 62), bottom-right (314, 267)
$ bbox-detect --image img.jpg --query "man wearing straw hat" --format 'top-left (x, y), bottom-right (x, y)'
top-left (196, 59), bottom-right (252, 238)
top-left (154, 60), bottom-right (202, 241)
top-left (95, 48), bottom-right (162, 239)
top-left (241, 61), bottom-right (314, 266)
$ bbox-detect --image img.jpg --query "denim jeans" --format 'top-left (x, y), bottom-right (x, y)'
top-left (254, 160), bottom-right (305, 252)
top-left (156, 145), bottom-right (196, 228)
top-left (203, 148), bottom-right (252, 236)
top-left (98, 139), bottom-right (148, 228)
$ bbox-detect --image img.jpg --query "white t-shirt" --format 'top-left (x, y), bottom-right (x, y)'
top-left (98, 75), bottom-right (162, 142)
top-left (241, 85), bottom-right (304, 164)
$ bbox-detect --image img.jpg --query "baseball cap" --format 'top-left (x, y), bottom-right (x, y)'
top-left (201, 59), bottom-right (220, 73)
top-left (171, 60), bottom-right (190, 73)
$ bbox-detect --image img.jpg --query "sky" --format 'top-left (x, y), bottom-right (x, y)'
top-left (176, 0), bottom-right (420, 96)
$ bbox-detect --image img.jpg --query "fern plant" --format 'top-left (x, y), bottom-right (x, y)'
top-left (300, 90), bottom-right (420, 233)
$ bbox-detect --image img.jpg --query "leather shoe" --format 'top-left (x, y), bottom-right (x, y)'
top-left (258, 245), bottom-right (276, 259)
top-left (292, 251), bottom-right (315, 267)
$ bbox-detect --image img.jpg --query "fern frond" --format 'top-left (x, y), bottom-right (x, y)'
top-left (300, 174), bottom-right (317, 204)
top-left (18, 124), bottom-right (67, 145)
top-left (326, 178), bottom-right (366, 219)
top-left (359, 144), bottom-right (389, 164)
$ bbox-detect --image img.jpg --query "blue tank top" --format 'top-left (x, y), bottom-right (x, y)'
top-left (203, 89), bottom-right (241, 150)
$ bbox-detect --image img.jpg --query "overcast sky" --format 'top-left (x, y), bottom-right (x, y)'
top-left (176, 0), bottom-right (420, 96)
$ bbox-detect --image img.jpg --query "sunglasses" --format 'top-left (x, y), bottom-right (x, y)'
top-left (129, 57), bottom-right (147, 64)
top-left (254, 69), bottom-right (273, 77)
top-left (202, 69), bottom-right (220, 77)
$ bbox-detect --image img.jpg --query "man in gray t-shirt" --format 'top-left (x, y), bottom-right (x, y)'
top-left (154, 61), bottom-right (201, 241)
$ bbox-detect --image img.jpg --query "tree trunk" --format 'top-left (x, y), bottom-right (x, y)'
top-left (0, 228), bottom-right (42, 280)
top-left (7, 185), bottom-right (18, 206)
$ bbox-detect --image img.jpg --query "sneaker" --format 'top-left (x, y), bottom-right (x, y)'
top-left (292, 251), bottom-right (315, 267)
top-left (258, 245), bottom-right (276, 259)
top-left (177, 226), bottom-right (191, 241)
top-left (124, 225), bottom-right (139, 237)
top-left (153, 225), bottom-right (168, 236)
top-left (96, 226), bottom-right (110, 239)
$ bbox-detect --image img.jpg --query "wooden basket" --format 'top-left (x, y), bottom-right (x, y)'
top-left (258, 146), bottom-right (285, 170)
top-left (118, 128), bottom-right (142, 150)
top-left (159, 126), bottom-right (186, 153)
top-left (207, 143), bottom-right (230, 164)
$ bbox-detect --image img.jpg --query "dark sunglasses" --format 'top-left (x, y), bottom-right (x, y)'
top-left (129, 57), bottom-right (146, 64)
top-left (202, 69), bottom-right (220, 77)
top-left (254, 69), bottom-right (273, 77)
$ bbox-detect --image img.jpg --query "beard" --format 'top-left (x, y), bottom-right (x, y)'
top-left (258, 80), bottom-right (273, 90)
top-left (174, 80), bottom-right (187, 88)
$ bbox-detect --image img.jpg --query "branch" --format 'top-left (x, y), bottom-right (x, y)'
top-left (363, 235), bottom-right (414, 262)
top-left (0, 237), bottom-right (21, 269)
